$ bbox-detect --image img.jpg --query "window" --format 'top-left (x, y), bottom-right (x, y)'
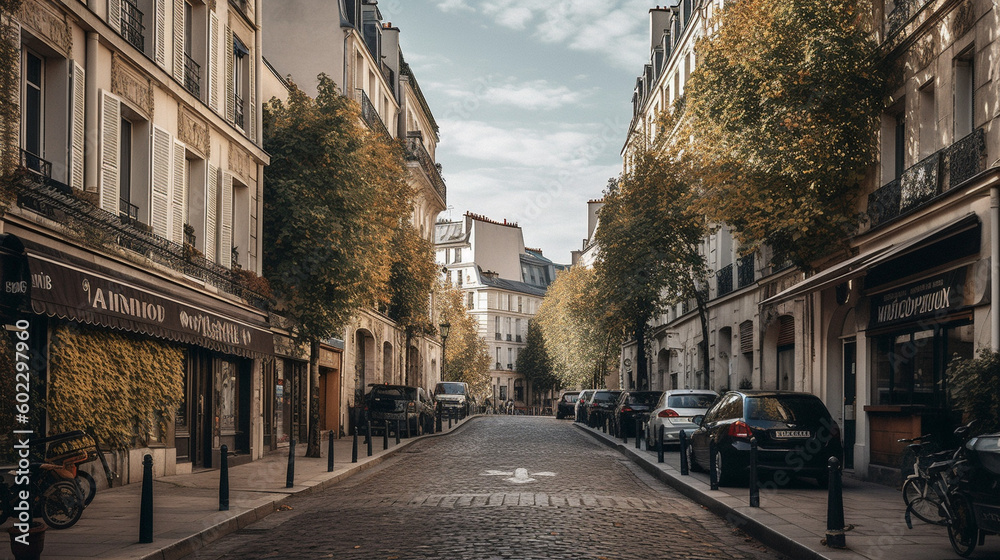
top-left (919, 81), bottom-right (936, 158)
top-left (454, 248), bottom-right (462, 263)
top-left (181, 1), bottom-right (202, 97)
top-left (955, 49), bottom-right (975, 139)
top-left (232, 36), bottom-right (248, 130)
top-left (517, 297), bottom-right (522, 313)
top-left (119, 117), bottom-right (136, 220)
top-left (22, 50), bottom-right (43, 167)
top-left (466, 292), bottom-right (474, 309)
top-left (873, 321), bottom-right (973, 407)
top-left (457, 269), bottom-right (463, 287)
top-left (881, 104), bottom-right (905, 183)
top-left (494, 317), bottom-right (500, 338)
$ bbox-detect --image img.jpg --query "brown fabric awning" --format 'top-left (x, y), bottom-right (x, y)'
top-left (27, 252), bottom-right (273, 360)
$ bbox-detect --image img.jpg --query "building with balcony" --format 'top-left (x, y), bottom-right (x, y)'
top-left (3, 0), bottom-right (272, 480)
top-left (435, 213), bottom-right (563, 409)
top-left (262, 0), bottom-right (446, 434)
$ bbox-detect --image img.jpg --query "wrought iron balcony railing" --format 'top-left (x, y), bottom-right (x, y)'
top-left (119, 197), bottom-right (139, 223)
top-left (515, 335), bottom-right (522, 343)
top-left (355, 89), bottom-right (391, 139)
top-left (404, 133), bottom-right (447, 204)
top-left (121, 0), bottom-right (145, 52)
top-left (867, 128), bottom-right (986, 229)
top-left (494, 333), bottom-right (501, 340)
top-left (184, 53), bottom-right (201, 98)
top-left (716, 263), bottom-right (734, 298)
top-left (21, 149), bottom-right (51, 180)
top-left (737, 253), bottom-right (756, 289)
top-left (15, 174), bottom-right (270, 310)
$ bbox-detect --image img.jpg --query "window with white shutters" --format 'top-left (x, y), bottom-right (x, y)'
top-left (209, 10), bottom-right (219, 111)
top-left (155, 0), bottom-right (167, 66)
top-left (150, 125), bottom-right (172, 238)
top-left (172, 140), bottom-right (187, 245)
top-left (225, 25), bottom-right (234, 123)
top-left (109, 0), bottom-right (122, 33)
top-left (99, 90), bottom-right (121, 214)
top-left (70, 62), bottom-right (85, 191)
top-left (172, 0), bottom-right (184, 82)
top-left (206, 164), bottom-right (219, 262)
top-left (220, 171), bottom-right (233, 268)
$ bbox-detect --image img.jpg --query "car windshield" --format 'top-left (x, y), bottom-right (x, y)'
top-left (667, 394), bottom-right (716, 409)
top-left (562, 393), bottom-right (579, 402)
top-left (628, 393), bottom-right (661, 406)
top-left (371, 387), bottom-right (415, 400)
top-left (592, 392), bottom-right (620, 402)
top-left (435, 383), bottom-right (465, 395)
top-left (746, 396), bottom-right (827, 423)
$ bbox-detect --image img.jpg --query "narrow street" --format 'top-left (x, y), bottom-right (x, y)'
top-left (184, 417), bottom-right (785, 560)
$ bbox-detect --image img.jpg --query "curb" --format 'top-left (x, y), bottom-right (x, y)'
top-left (139, 415), bottom-right (483, 560)
top-left (576, 423), bottom-right (850, 560)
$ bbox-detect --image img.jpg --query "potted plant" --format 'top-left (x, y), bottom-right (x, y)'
top-left (8, 520), bottom-right (46, 560)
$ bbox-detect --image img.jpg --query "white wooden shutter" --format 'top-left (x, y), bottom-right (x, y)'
top-left (172, 140), bottom-right (187, 244)
top-left (225, 25), bottom-right (234, 124)
top-left (209, 10), bottom-right (219, 112)
top-left (248, 47), bottom-right (256, 140)
top-left (108, 0), bottom-right (121, 35)
top-left (155, 0), bottom-right (167, 66)
top-left (206, 164), bottom-right (218, 262)
top-left (220, 171), bottom-right (233, 268)
top-left (70, 62), bottom-right (86, 191)
top-left (99, 91), bottom-right (121, 213)
top-left (172, 0), bottom-right (184, 82)
top-left (151, 125), bottom-right (172, 238)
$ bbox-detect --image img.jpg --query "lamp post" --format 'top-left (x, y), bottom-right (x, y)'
top-left (439, 321), bottom-right (451, 374)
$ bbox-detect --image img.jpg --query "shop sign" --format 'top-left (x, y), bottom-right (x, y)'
top-left (0, 235), bottom-right (31, 324)
top-left (869, 268), bottom-right (970, 329)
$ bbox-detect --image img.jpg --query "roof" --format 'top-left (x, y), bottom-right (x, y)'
top-left (434, 221), bottom-right (467, 245)
top-left (479, 275), bottom-right (548, 297)
top-left (520, 252), bottom-right (552, 266)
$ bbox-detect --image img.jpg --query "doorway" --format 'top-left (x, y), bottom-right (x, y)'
top-left (843, 340), bottom-right (857, 469)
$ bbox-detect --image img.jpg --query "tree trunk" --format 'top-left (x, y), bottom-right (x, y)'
top-left (404, 330), bottom-right (412, 385)
top-left (693, 278), bottom-right (711, 391)
top-left (305, 339), bottom-right (322, 458)
top-left (634, 317), bottom-right (648, 390)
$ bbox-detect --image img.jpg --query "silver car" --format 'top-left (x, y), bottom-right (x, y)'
top-left (574, 390), bottom-right (596, 423)
top-left (644, 389), bottom-right (719, 448)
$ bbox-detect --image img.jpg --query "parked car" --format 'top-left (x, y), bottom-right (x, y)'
top-left (434, 381), bottom-right (472, 417)
top-left (556, 391), bottom-right (580, 419)
top-left (585, 390), bottom-right (622, 428)
top-left (687, 391), bottom-right (844, 487)
top-left (575, 390), bottom-right (596, 423)
top-left (644, 389), bottom-right (719, 449)
top-left (612, 390), bottom-right (663, 437)
top-left (365, 384), bottom-right (435, 436)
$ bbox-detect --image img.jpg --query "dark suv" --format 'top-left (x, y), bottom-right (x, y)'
top-left (365, 384), bottom-right (435, 436)
top-left (556, 391), bottom-right (580, 419)
top-left (585, 390), bottom-right (622, 428)
top-left (688, 391), bottom-right (843, 487)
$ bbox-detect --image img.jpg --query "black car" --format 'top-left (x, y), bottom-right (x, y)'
top-left (556, 391), bottom-right (580, 419)
top-left (612, 390), bottom-right (663, 437)
top-left (584, 390), bottom-right (622, 428)
top-left (688, 391), bottom-right (843, 487)
top-left (365, 384), bottom-right (435, 436)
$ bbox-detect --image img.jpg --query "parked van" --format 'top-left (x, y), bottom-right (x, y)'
top-left (434, 381), bottom-right (472, 418)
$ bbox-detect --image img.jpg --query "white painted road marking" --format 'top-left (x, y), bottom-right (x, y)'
top-left (482, 468), bottom-right (556, 484)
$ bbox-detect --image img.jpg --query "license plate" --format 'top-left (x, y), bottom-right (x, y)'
top-left (775, 430), bottom-right (811, 438)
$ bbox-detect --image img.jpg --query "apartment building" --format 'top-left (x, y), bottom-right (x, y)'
top-left (4, 0), bottom-right (271, 479)
top-left (436, 213), bottom-right (561, 409)
top-left (263, 0), bottom-right (447, 434)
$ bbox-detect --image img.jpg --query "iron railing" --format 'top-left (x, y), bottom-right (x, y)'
top-left (867, 128), bottom-right (986, 229)
top-left (506, 334), bottom-right (512, 341)
top-left (515, 335), bottom-right (522, 343)
top-left (15, 175), bottom-right (271, 310)
top-left (119, 197), bottom-right (139, 222)
top-left (494, 333), bottom-right (501, 340)
top-left (404, 133), bottom-right (447, 204)
top-left (716, 263), bottom-right (734, 298)
top-left (20, 149), bottom-right (51, 180)
top-left (737, 254), bottom-right (755, 289)
top-left (356, 89), bottom-right (391, 139)
top-left (184, 53), bottom-right (201, 98)
top-left (121, 0), bottom-right (145, 52)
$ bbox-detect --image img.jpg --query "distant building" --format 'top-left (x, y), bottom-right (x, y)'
top-left (436, 213), bottom-right (562, 409)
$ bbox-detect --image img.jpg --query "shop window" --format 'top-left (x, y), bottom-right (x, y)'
top-left (873, 321), bottom-right (973, 407)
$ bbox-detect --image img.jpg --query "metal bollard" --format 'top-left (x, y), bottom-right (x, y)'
top-left (658, 425), bottom-right (665, 464)
top-left (709, 440), bottom-right (719, 490)
top-left (366, 422), bottom-right (373, 457)
top-left (405, 416), bottom-right (411, 438)
top-left (448, 409), bottom-right (453, 429)
top-left (603, 415), bottom-right (608, 433)
top-left (327, 430), bottom-right (335, 472)
top-left (352, 427), bottom-right (358, 463)
top-left (436, 403), bottom-right (443, 432)
top-left (286, 439), bottom-right (296, 488)
top-left (395, 420), bottom-right (401, 444)
top-left (749, 437), bottom-right (760, 507)
top-left (219, 444), bottom-right (229, 511)
top-left (383, 421), bottom-right (389, 450)
top-left (825, 457), bottom-right (847, 548)
top-left (635, 417), bottom-right (642, 449)
top-left (139, 454), bottom-right (153, 543)
top-left (679, 430), bottom-right (689, 475)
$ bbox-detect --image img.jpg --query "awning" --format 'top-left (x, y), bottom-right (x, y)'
top-left (26, 250), bottom-right (274, 360)
top-left (761, 213), bottom-right (981, 306)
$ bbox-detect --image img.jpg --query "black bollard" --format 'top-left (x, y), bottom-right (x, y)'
top-left (352, 427), bottom-right (359, 463)
top-left (709, 440), bottom-right (719, 490)
top-left (383, 421), bottom-right (389, 450)
top-left (366, 421), bottom-right (373, 457)
top-left (139, 454), bottom-right (153, 543)
top-left (825, 457), bottom-right (847, 548)
top-left (603, 415), bottom-right (608, 433)
top-left (436, 403), bottom-right (443, 432)
top-left (749, 437), bottom-right (760, 507)
top-left (327, 430), bottom-right (335, 472)
top-left (405, 416), bottom-right (411, 438)
top-left (679, 430), bottom-right (689, 475)
top-left (286, 439), bottom-right (296, 488)
top-left (448, 410), bottom-right (453, 429)
top-left (395, 420), bottom-right (401, 444)
top-left (219, 444), bottom-right (230, 511)
top-left (635, 417), bottom-right (642, 449)
top-left (658, 425), bottom-right (665, 464)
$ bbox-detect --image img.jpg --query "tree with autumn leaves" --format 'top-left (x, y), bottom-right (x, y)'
top-left (263, 75), bottom-right (436, 456)
top-left (435, 284), bottom-right (491, 402)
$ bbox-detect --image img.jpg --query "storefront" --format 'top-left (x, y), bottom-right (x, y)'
top-left (268, 332), bottom-right (310, 449)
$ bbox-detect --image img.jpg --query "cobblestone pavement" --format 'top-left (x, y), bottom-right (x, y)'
top-left (184, 417), bottom-right (788, 560)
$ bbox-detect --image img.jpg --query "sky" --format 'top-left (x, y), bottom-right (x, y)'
top-left (379, 0), bottom-right (654, 264)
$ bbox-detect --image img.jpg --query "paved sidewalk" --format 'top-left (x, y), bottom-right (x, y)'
top-left (578, 422), bottom-right (1000, 560)
top-left (1, 415), bottom-right (479, 560)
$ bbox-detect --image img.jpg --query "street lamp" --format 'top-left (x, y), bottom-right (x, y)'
top-left (439, 321), bottom-right (451, 374)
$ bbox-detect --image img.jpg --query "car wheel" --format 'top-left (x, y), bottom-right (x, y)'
top-left (716, 449), bottom-right (737, 487)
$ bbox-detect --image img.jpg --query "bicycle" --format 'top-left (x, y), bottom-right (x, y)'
top-left (901, 423), bottom-right (973, 528)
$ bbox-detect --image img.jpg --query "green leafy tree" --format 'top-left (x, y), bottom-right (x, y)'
top-left (516, 320), bottom-right (558, 397)
top-left (686, 0), bottom-right (884, 269)
top-left (263, 75), bottom-right (412, 456)
top-left (947, 350), bottom-right (1000, 435)
top-left (436, 284), bottom-right (491, 401)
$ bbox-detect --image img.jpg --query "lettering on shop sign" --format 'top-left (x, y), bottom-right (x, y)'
top-left (869, 268), bottom-right (968, 329)
top-left (84, 279), bottom-right (166, 323)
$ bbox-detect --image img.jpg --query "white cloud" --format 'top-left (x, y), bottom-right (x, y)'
top-left (484, 80), bottom-right (587, 110)
top-left (436, 0), bottom-right (473, 12)
top-left (439, 119), bottom-right (600, 168)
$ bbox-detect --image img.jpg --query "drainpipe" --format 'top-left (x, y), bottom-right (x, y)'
top-left (992, 186), bottom-right (999, 350)
top-left (85, 31), bottom-right (99, 193)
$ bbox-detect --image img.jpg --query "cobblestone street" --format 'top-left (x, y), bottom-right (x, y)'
top-left (184, 417), bottom-right (786, 560)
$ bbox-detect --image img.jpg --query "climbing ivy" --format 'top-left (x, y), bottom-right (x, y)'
top-left (0, 1), bottom-right (23, 211)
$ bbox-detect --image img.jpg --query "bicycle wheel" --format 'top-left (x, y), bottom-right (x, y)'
top-left (903, 478), bottom-right (946, 524)
top-left (77, 471), bottom-right (97, 506)
top-left (40, 480), bottom-right (84, 529)
top-left (948, 492), bottom-right (978, 557)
